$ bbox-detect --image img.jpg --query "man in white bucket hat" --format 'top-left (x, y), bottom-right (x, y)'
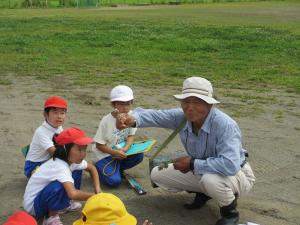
top-left (173, 76), bottom-right (220, 104)
top-left (117, 77), bottom-right (255, 225)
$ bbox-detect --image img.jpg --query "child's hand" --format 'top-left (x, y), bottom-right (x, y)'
top-left (142, 220), bottom-right (153, 225)
top-left (118, 148), bottom-right (128, 153)
top-left (112, 150), bottom-right (127, 159)
top-left (94, 186), bottom-right (102, 194)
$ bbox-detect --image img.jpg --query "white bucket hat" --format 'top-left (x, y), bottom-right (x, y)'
top-left (110, 85), bottom-right (134, 102)
top-left (174, 77), bottom-right (220, 104)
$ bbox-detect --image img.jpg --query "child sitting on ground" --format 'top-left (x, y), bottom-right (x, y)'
top-left (92, 85), bottom-right (144, 187)
top-left (23, 127), bottom-right (101, 225)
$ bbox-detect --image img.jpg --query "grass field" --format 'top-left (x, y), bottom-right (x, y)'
top-left (0, 0), bottom-right (270, 9)
top-left (0, 1), bottom-right (299, 92)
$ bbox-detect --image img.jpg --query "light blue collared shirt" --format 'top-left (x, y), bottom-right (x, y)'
top-left (133, 107), bottom-right (246, 176)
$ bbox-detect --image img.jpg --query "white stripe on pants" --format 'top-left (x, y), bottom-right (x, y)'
top-left (150, 162), bottom-right (255, 207)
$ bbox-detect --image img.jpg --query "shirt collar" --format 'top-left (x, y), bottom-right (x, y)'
top-left (42, 121), bottom-right (62, 133)
top-left (201, 107), bottom-right (215, 134)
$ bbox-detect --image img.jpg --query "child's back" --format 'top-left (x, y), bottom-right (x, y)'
top-left (26, 121), bottom-right (63, 162)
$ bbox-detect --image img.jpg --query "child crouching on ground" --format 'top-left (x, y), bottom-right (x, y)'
top-left (92, 85), bottom-right (144, 187)
top-left (24, 96), bottom-right (67, 178)
top-left (23, 127), bottom-right (101, 225)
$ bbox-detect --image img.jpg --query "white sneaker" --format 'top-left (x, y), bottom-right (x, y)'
top-left (58, 200), bottom-right (82, 214)
top-left (68, 200), bottom-right (82, 211)
top-left (42, 215), bottom-right (63, 225)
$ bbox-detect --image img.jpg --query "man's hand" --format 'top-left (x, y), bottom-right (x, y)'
top-left (173, 156), bottom-right (192, 173)
top-left (116, 113), bottom-right (136, 130)
top-left (112, 150), bottom-right (127, 159)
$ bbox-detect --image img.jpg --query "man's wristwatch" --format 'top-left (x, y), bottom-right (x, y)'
top-left (131, 119), bottom-right (137, 128)
top-left (190, 158), bottom-right (195, 171)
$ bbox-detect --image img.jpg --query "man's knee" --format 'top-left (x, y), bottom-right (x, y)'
top-left (150, 166), bottom-right (159, 183)
top-left (200, 174), bottom-right (221, 194)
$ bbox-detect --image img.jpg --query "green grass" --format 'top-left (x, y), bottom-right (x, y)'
top-left (0, 1), bottom-right (300, 93)
top-left (223, 92), bottom-right (277, 104)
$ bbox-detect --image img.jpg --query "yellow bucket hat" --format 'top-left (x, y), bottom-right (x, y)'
top-left (73, 193), bottom-right (137, 225)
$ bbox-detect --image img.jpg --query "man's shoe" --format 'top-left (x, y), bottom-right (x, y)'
top-left (215, 197), bottom-right (239, 225)
top-left (184, 192), bottom-right (211, 210)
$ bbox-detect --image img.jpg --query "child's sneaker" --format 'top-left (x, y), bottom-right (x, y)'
top-left (58, 200), bottom-right (82, 214)
top-left (68, 200), bottom-right (82, 211)
top-left (42, 215), bottom-right (63, 225)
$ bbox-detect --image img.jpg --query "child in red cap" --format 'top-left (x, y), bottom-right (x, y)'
top-left (3, 211), bottom-right (37, 225)
top-left (24, 96), bottom-right (68, 178)
top-left (23, 127), bottom-right (101, 225)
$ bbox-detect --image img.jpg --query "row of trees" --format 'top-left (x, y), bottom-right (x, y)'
top-left (21, 0), bottom-right (97, 7)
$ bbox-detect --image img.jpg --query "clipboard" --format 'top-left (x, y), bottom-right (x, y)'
top-left (112, 139), bottom-right (156, 156)
top-left (21, 145), bottom-right (30, 158)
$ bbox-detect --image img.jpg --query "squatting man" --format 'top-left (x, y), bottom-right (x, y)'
top-left (116, 76), bottom-right (256, 225)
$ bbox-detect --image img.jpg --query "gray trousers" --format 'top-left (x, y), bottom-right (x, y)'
top-left (150, 162), bottom-right (255, 207)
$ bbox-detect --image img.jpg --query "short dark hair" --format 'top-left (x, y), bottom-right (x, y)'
top-left (52, 134), bottom-right (73, 162)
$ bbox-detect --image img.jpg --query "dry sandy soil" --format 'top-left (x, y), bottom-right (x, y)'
top-left (0, 76), bottom-right (299, 225)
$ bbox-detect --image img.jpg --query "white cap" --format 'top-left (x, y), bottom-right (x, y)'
top-left (110, 85), bottom-right (134, 102)
top-left (173, 77), bottom-right (219, 104)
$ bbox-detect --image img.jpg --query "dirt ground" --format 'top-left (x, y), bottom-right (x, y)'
top-left (0, 76), bottom-right (299, 225)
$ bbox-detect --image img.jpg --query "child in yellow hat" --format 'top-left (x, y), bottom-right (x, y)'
top-left (73, 193), bottom-right (153, 225)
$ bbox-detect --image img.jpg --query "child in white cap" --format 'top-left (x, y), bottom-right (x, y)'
top-left (92, 85), bottom-right (144, 187)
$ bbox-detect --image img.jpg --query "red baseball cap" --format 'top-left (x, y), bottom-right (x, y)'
top-left (54, 127), bottom-right (93, 145)
top-left (3, 211), bottom-right (37, 225)
top-left (44, 96), bottom-right (68, 109)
